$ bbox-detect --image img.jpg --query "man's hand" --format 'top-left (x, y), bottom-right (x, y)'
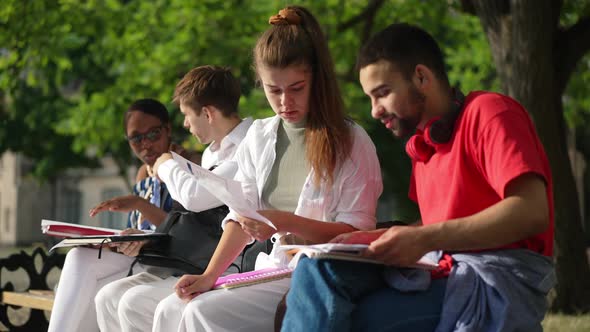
top-left (329, 228), bottom-right (387, 244)
top-left (238, 215), bottom-right (276, 242)
top-left (89, 195), bottom-right (144, 217)
top-left (153, 152), bottom-right (173, 176)
top-left (174, 273), bottom-right (217, 302)
top-left (363, 226), bottom-right (431, 267)
top-left (169, 143), bottom-right (187, 156)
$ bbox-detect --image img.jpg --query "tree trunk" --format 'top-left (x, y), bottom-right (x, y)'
top-left (471, 0), bottom-right (590, 312)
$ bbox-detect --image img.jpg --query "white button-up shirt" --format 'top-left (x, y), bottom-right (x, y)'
top-left (225, 115), bottom-right (382, 232)
top-left (158, 117), bottom-right (253, 212)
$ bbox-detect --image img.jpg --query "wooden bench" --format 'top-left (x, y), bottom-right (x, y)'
top-left (1, 290), bottom-right (55, 311)
top-left (0, 247), bottom-right (64, 331)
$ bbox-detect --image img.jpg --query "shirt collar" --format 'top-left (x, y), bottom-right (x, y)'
top-left (209, 117), bottom-right (254, 153)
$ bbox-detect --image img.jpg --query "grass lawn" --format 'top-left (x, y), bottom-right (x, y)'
top-left (543, 314), bottom-right (590, 332)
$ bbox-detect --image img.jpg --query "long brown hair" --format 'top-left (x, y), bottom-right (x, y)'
top-left (253, 6), bottom-right (351, 186)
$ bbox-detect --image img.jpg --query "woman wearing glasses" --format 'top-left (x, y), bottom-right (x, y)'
top-left (48, 98), bottom-right (195, 332)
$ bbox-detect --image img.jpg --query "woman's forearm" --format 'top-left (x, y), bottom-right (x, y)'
top-left (203, 221), bottom-right (252, 278)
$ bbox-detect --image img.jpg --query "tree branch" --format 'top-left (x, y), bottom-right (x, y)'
top-left (337, 0), bottom-right (385, 34)
top-left (459, 0), bottom-right (476, 15)
top-left (337, 0), bottom-right (386, 81)
top-left (468, 0), bottom-right (510, 35)
top-left (555, 16), bottom-right (590, 93)
top-left (552, 0), bottom-right (564, 29)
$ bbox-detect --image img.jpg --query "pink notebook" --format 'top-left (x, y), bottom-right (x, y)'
top-left (213, 267), bottom-right (293, 290)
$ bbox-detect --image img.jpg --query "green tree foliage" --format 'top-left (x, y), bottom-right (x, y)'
top-left (0, 0), bottom-right (496, 213)
top-left (0, 1), bottom-right (101, 179)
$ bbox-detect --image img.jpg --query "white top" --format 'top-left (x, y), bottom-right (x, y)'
top-left (157, 117), bottom-right (253, 212)
top-left (224, 115), bottom-right (383, 232)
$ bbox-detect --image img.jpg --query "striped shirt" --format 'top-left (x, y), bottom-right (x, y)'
top-left (127, 176), bottom-right (174, 230)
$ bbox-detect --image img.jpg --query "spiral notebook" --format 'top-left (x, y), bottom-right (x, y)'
top-left (213, 267), bottom-right (293, 290)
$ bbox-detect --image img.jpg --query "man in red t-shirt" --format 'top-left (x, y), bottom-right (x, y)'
top-left (281, 23), bottom-right (555, 332)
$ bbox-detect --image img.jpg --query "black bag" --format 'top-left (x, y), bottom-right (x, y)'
top-left (133, 205), bottom-right (229, 275)
top-left (239, 239), bottom-right (273, 272)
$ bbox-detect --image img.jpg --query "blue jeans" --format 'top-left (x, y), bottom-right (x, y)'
top-left (281, 258), bottom-right (447, 332)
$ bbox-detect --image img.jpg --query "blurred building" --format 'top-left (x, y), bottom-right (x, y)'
top-left (0, 151), bottom-right (134, 246)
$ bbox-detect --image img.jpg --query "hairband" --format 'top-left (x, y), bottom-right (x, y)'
top-left (269, 8), bottom-right (301, 25)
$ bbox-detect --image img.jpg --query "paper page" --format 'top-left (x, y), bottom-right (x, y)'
top-left (49, 240), bottom-right (75, 251)
top-left (170, 152), bottom-right (276, 229)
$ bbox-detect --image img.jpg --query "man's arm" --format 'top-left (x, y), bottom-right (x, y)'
top-left (366, 173), bottom-right (549, 266)
top-left (423, 173), bottom-right (548, 251)
top-left (155, 156), bottom-right (236, 213)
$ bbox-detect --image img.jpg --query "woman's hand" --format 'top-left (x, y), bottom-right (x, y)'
top-left (89, 195), bottom-right (144, 217)
top-left (174, 273), bottom-right (217, 302)
top-left (256, 210), bottom-right (293, 228)
top-left (238, 215), bottom-right (276, 242)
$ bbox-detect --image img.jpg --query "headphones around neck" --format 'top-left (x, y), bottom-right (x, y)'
top-left (405, 89), bottom-right (465, 162)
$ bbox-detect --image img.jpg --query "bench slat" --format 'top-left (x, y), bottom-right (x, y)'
top-left (1, 290), bottom-right (55, 311)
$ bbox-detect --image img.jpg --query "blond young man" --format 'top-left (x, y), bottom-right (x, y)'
top-left (95, 66), bottom-right (253, 332)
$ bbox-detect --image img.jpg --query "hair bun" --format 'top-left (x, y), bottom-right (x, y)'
top-left (269, 8), bottom-right (301, 25)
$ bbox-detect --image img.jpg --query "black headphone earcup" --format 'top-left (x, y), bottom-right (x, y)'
top-left (407, 88), bottom-right (465, 161)
top-left (428, 89), bottom-right (465, 144)
top-left (428, 119), bottom-right (453, 144)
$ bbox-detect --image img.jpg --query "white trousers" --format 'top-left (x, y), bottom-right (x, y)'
top-left (153, 277), bottom-right (291, 332)
top-left (48, 247), bottom-right (141, 332)
top-left (95, 272), bottom-right (178, 332)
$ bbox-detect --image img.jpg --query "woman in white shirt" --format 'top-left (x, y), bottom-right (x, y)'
top-left (152, 6), bottom-right (383, 332)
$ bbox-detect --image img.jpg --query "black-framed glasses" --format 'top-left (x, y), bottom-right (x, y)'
top-left (126, 125), bottom-right (165, 145)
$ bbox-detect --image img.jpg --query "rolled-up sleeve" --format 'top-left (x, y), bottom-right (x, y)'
top-left (221, 126), bottom-right (261, 230)
top-left (331, 125), bottom-right (382, 230)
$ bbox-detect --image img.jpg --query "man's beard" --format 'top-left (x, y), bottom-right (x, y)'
top-left (392, 117), bottom-right (419, 138)
top-left (391, 86), bottom-right (426, 138)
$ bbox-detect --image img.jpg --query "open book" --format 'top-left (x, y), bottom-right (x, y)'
top-left (42, 219), bottom-right (121, 237)
top-left (59, 233), bottom-right (167, 245)
top-left (171, 151), bottom-right (276, 229)
top-left (213, 267), bottom-right (293, 290)
top-left (279, 243), bottom-right (439, 270)
top-left (42, 219), bottom-right (166, 251)
top-left (49, 232), bottom-right (168, 251)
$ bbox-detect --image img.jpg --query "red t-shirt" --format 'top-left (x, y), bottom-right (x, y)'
top-left (409, 91), bottom-right (554, 256)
